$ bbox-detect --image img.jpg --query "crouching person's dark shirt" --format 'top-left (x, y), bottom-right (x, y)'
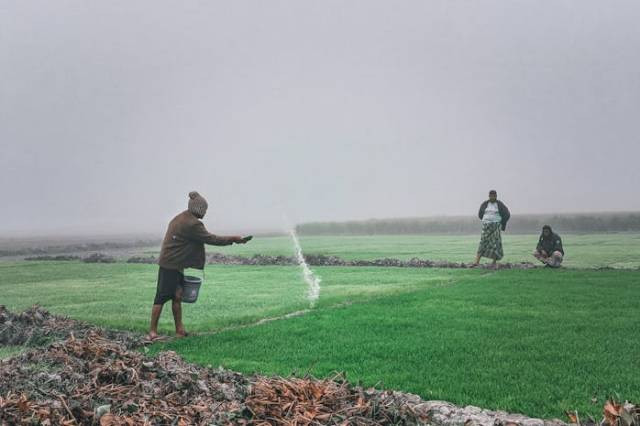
top-left (537, 233), bottom-right (564, 256)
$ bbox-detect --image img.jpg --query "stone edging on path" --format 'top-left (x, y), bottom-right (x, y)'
top-left (412, 399), bottom-right (567, 426)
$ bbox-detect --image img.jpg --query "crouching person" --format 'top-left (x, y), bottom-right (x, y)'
top-left (533, 225), bottom-right (564, 268)
top-left (147, 191), bottom-right (252, 341)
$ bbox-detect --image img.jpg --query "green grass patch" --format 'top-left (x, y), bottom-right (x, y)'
top-left (0, 261), bottom-right (472, 334)
top-left (152, 268), bottom-right (640, 419)
top-left (0, 346), bottom-right (23, 360)
top-left (0, 261), bottom-right (304, 333)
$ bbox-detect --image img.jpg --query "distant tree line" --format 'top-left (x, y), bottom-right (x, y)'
top-left (296, 212), bottom-right (640, 235)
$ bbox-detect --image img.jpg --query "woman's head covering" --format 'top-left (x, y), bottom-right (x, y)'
top-left (188, 191), bottom-right (208, 217)
top-left (542, 224), bottom-right (553, 236)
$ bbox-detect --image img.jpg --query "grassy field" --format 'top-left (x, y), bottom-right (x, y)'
top-left (148, 268), bottom-right (640, 419)
top-left (217, 233), bottom-right (640, 269)
top-left (0, 261), bottom-right (470, 333)
top-left (1, 233), bottom-right (640, 418)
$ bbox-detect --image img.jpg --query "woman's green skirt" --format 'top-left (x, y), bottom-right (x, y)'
top-left (477, 222), bottom-right (504, 261)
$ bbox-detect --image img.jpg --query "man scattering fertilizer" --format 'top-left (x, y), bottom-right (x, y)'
top-left (147, 191), bottom-right (252, 341)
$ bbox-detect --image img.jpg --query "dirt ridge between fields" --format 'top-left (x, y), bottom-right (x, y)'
top-left (27, 252), bottom-right (537, 269)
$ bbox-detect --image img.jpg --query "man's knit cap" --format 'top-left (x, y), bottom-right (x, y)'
top-left (188, 191), bottom-right (208, 217)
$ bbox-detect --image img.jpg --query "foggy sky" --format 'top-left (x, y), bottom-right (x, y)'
top-left (2, 1), bottom-right (639, 236)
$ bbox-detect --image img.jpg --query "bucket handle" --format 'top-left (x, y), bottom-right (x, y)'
top-left (184, 267), bottom-right (205, 283)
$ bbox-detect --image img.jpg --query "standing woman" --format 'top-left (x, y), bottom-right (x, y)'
top-left (472, 190), bottom-right (510, 267)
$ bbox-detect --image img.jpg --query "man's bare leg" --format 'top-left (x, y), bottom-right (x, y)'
top-left (148, 304), bottom-right (163, 339)
top-left (472, 253), bottom-right (481, 266)
top-left (173, 287), bottom-right (186, 337)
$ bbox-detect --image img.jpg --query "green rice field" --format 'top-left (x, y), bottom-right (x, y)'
top-left (208, 233), bottom-right (640, 269)
top-left (1, 233), bottom-right (639, 418)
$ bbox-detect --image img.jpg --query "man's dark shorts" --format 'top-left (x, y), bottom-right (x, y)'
top-left (154, 267), bottom-right (184, 305)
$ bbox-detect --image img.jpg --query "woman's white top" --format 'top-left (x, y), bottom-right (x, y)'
top-left (482, 202), bottom-right (502, 223)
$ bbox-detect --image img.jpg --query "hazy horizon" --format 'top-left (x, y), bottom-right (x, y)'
top-left (2, 1), bottom-right (639, 237)
top-left (1, 209), bottom-right (639, 240)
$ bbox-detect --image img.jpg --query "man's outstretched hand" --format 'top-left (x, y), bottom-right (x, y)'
top-left (233, 235), bottom-right (253, 244)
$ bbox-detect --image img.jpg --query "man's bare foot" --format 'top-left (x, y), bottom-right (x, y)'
top-left (145, 332), bottom-right (160, 341)
top-left (469, 263), bottom-right (480, 268)
top-left (175, 326), bottom-right (189, 338)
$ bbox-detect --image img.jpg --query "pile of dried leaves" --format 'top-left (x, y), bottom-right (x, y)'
top-left (0, 332), bottom-right (248, 425)
top-left (1, 306), bottom-right (638, 426)
top-left (0, 335), bottom-right (426, 425)
top-left (567, 400), bottom-right (640, 426)
top-left (242, 375), bottom-right (426, 425)
top-left (0, 307), bottom-right (429, 425)
top-left (0, 305), bottom-right (141, 348)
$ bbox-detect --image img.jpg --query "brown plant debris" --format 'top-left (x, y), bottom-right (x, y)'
top-left (0, 333), bottom-right (425, 425)
top-left (242, 375), bottom-right (427, 425)
top-left (563, 399), bottom-right (640, 426)
top-left (1, 307), bottom-right (637, 426)
top-left (598, 400), bottom-right (638, 426)
top-left (0, 332), bottom-right (248, 425)
top-left (0, 305), bottom-right (141, 348)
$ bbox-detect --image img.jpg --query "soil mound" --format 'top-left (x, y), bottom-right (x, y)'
top-left (26, 252), bottom-right (539, 269)
top-left (107, 253), bottom-right (538, 270)
top-left (24, 255), bottom-right (82, 261)
top-left (83, 253), bottom-right (117, 263)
